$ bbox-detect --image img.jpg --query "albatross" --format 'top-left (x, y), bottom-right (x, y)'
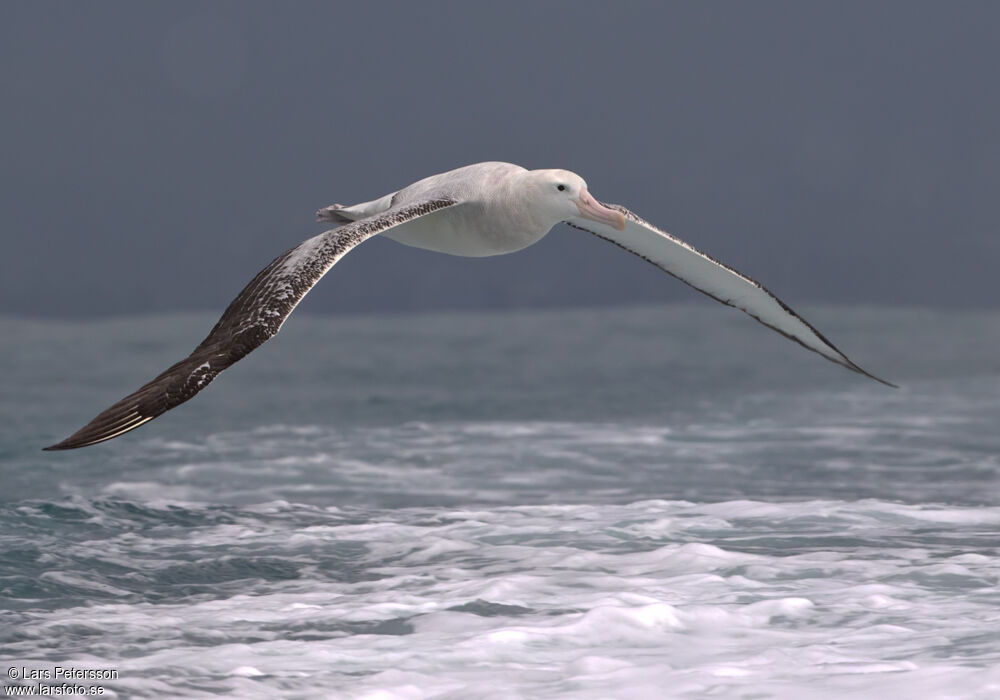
top-left (45, 161), bottom-right (893, 450)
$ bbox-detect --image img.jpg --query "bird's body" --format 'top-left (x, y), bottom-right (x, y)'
top-left (322, 162), bottom-right (576, 256)
top-left (45, 162), bottom-right (893, 451)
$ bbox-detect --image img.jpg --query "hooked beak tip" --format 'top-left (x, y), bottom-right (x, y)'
top-left (577, 189), bottom-right (626, 231)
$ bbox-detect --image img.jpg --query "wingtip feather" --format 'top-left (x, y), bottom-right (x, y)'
top-left (43, 413), bottom-right (154, 452)
top-left (845, 361), bottom-right (898, 389)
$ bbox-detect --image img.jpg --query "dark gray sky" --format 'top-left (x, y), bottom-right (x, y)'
top-left (3, 1), bottom-right (998, 318)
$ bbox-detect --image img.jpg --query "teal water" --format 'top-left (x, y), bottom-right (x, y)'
top-left (1, 304), bottom-right (999, 698)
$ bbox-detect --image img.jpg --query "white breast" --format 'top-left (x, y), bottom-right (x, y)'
top-left (381, 201), bottom-right (551, 257)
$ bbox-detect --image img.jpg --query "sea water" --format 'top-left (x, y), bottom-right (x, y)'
top-left (1, 304), bottom-right (998, 698)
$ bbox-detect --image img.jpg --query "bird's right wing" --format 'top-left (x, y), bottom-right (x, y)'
top-left (45, 197), bottom-right (459, 450)
top-left (567, 203), bottom-right (894, 386)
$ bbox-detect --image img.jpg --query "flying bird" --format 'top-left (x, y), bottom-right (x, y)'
top-left (45, 162), bottom-right (893, 450)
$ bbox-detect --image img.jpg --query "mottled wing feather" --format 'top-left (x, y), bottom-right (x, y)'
top-left (44, 198), bottom-right (459, 450)
top-left (567, 204), bottom-right (894, 387)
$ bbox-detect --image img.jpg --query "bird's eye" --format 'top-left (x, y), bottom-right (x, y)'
top-left (557, 184), bottom-right (566, 192)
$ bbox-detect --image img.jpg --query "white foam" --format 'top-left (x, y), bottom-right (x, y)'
top-left (8, 498), bottom-right (1000, 698)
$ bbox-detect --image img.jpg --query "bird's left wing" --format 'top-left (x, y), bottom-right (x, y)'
top-left (45, 198), bottom-right (459, 450)
top-left (567, 203), bottom-right (894, 386)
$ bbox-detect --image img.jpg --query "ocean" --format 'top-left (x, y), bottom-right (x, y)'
top-left (1, 303), bottom-right (998, 699)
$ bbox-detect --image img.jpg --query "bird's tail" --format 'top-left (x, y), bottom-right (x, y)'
top-left (315, 203), bottom-right (356, 225)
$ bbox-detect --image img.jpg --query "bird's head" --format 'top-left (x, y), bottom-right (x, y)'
top-left (525, 169), bottom-right (626, 231)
